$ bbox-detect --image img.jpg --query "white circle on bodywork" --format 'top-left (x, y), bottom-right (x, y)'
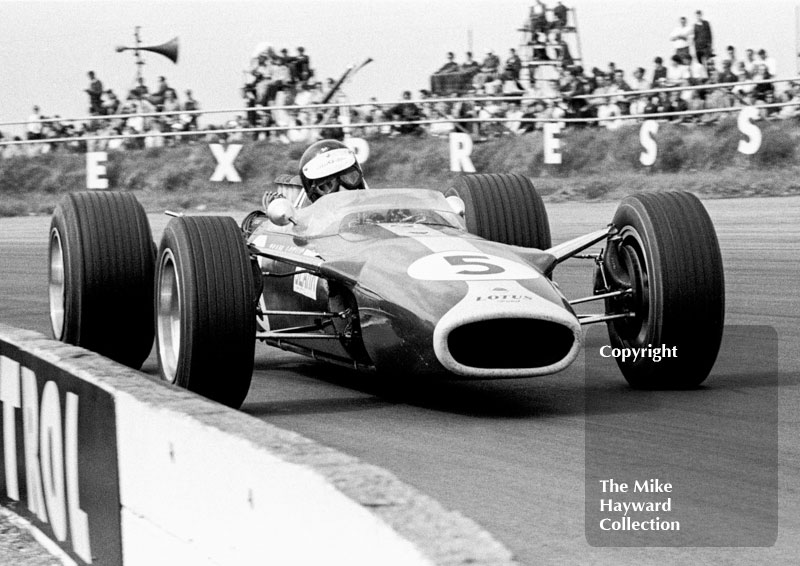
top-left (407, 251), bottom-right (540, 281)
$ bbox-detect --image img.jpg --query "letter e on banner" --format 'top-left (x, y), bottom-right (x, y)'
top-left (344, 137), bottom-right (370, 164)
top-left (449, 132), bottom-right (476, 172)
top-left (737, 107), bottom-right (762, 155)
top-left (209, 143), bottom-right (243, 182)
top-left (639, 120), bottom-right (659, 166)
top-left (543, 123), bottom-right (562, 164)
top-left (86, 152), bottom-right (108, 189)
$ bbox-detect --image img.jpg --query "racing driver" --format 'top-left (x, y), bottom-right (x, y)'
top-left (245, 139), bottom-right (367, 235)
top-left (298, 138), bottom-right (367, 203)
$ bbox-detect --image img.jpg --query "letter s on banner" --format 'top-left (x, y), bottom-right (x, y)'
top-left (86, 152), bottom-right (109, 189)
top-left (639, 120), bottom-right (659, 166)
top-left (737, 107), bottom-right (762, 155)
top-left (343, 137), bottom-right (370, 164)
top-left (449, 132), bottom-right (476, 172)
top-left (543, 123), bottom-right (562, 165)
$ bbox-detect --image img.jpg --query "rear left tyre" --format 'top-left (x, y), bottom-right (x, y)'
top-left (155, 216), bottom-right (256, 408)
top-left (49, 191), bottom-right (155, 368)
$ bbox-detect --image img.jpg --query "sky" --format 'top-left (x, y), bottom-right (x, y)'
top-left (1, 0), bottom-right (798, 135)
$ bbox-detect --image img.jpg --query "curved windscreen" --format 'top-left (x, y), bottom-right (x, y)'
top-left (283, 189), bottom-right (465, 238)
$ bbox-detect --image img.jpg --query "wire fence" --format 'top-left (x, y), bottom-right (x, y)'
top-left (1, 76), bottom-right (798, 148)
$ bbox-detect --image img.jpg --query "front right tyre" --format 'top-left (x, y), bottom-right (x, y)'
top-left (155, 216), bottom-right (256, 408)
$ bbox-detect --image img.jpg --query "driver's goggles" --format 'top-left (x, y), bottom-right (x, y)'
top-left (313, 166), bottom-right (362, 194)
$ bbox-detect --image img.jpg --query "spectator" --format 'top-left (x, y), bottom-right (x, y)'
top-left (552, 1), bottom-right (568, 29)
top-left (669, 16), bottom-right (693, 59)
top-left (387, 90), bottom-right (424, 135)
top-left (85, 71), bottom-right (104, 115)
top-left (150, 76), bottom-right (171, 109)
top-left (629, 67), bottom-right (650, 115)
top-left (461, 51), bottom-right (480, 76)
top-left (630, 67), bottom-right (650, 91)
top-left (752, 63), bottom-right (774, 102)
top-left (530, 0), bottom-right (548, 34)
top-left (651, 56), bottom-right (668, 87)
top-left (693, 10), bottom-right (713, 65)
top-left (102, 90), bottom-right (120, 115)
top-left (161, 89), bottom-right (182, 137)
top-left (436, 52), bottom-right (460, 74)
top-left (26, 105), bottom-right (43, 141)
top-left (742, 48), bottom-right (756, 75)
top-left (611, 69), bottom-right (632, 113)
top-left (665, 54), bottom-right (691, 89)
top-left (129, 76), bottom-right (149, 100)
top-left (294, 46), bottom-right (312, 83)
top-left (501, 48), bottom-right (522, 82)
top-left (560, 66), bottom-right (590, 118)
top-left (733, 60), bottom-right (750, 82)
top-left (182, 89), bottom-right (200, 130)
top-left (473, 49), bottom-right (500, 91)
top-left (756, 49), bottom-right (777, 77)
top-left (550, 30), bottom-right (573, 67)
top-left (721, 45), bottom-right (738, 70)
top-left (718, 59), bottom-right (738, 84)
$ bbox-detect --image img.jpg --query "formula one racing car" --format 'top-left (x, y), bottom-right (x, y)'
top-left (48, 174), bottom-right (724, 408)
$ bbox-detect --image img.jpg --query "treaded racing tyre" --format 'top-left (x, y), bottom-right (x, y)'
top-left (155, 216), bottom-right (256, 408)
top-left (605, 191), bottom-right (724, 389)
top-left (49, 191), bottom-right (155, 369)
top-left (445, 173), bottom-right (551, 249)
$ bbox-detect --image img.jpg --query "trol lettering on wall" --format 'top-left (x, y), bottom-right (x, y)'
top-left (0, 356), bottom-right (92, 562)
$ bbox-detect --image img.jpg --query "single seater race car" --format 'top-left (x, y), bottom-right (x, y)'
top-left (48, 174), bottom-right (724, 408)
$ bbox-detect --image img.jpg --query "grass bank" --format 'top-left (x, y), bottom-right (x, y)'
top-left (2, 117), bottom-right (800, 216)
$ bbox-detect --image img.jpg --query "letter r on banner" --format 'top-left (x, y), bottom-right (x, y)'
top-left (449, 133), bottom-right (476, 172)
top-left (737, 107), bottom-right (762, 155)
top-left (543, 123), bottom-right (562, 164)
top-left (209, 143), bottom-right (243, 182)
top-left (86, 152), bottom-right (108, 189)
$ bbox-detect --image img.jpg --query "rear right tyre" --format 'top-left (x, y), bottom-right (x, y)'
top-left (445, 173), bottom-right (551, 249)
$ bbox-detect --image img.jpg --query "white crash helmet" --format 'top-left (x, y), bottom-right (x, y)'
top-left (298, 139), bottom-right (366, 202)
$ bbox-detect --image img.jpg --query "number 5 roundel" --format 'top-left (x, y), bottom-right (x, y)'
top-left (407, 252), bottom-right (540, 281)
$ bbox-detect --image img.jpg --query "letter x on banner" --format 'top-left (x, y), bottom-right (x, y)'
top-left (209, 144), bottom-right (243, 182)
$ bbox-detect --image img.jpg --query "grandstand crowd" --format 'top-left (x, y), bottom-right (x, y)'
top-left (2, 4), bottom-right (799, 157)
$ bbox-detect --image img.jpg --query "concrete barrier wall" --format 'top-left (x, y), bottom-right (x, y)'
top-left (0, 324), bottom-right (517, 566)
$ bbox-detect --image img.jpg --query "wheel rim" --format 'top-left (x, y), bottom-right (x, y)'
top-left (612, 226), bottom-right (652, 344)
top-left (156, 249), bottom-right (181, 383)
top-left (49, 228), bottom-right (65, 340)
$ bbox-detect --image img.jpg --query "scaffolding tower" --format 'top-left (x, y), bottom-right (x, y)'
top-left (518, 4), bottom-right (584, 91)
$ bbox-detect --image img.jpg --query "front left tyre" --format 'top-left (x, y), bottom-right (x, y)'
top-left (49, 191), bottom-right (155, 368)
top-left (155, 216), bottom-right (256, 408)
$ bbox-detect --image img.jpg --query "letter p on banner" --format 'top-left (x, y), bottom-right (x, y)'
top-left (86, 152), bottom-right (108, 189)
top-left (449, 133), bottom-right (476, 172)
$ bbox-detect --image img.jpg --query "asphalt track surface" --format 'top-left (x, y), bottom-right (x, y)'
top-left (1, 196), bottom-right (798, 565)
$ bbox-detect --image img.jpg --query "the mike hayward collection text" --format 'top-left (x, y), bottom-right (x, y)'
top-left (598, 478), bottom-right (681, 532)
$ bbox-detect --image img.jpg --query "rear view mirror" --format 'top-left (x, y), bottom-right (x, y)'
top-left (267, 198), bottom-right (297, 226)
